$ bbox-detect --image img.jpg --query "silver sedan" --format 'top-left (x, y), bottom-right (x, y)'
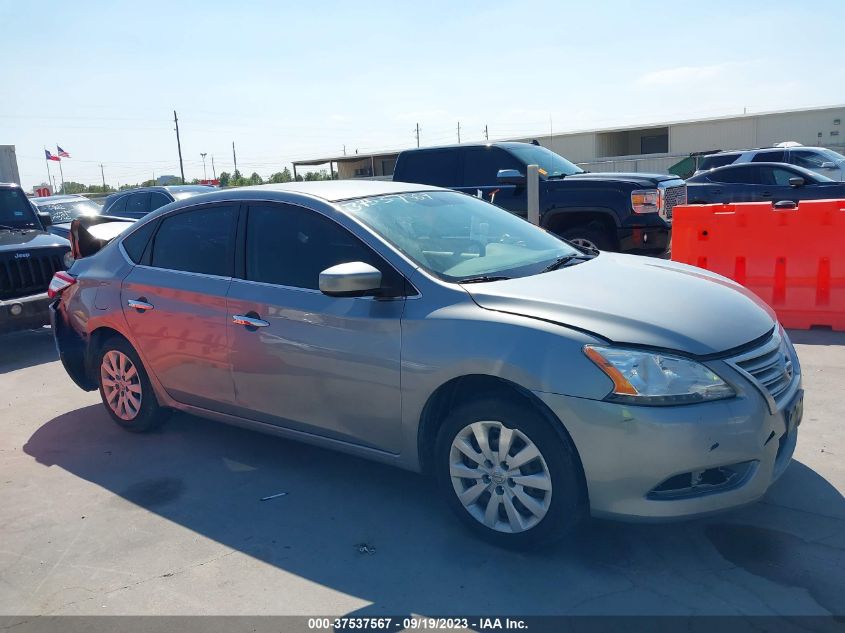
top-left (49, 181), bottom-right (803, 548)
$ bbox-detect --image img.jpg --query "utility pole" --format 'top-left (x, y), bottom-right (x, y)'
top-left (174, 110), bottom-right (185, 184)
top-left (484, 124), bottom-right (489, 141)
top-left (415, 123), bottom-right (420, 148)
top-left (457, 121), bottom-right (461, 144)
top-left (343, 144), bottom-right (346, 156)
top-left (200, 152), bottom-right (208, 180)
top-left (100, 163), bottom-right (106, 189)
top-left (232, 141), bottom-right (238, 175)
top-left (549, 114), bottom-right (553, 145)
top-left (211, 155), bottom-right (216, 179)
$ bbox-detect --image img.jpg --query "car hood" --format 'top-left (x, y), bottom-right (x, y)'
top-left (564, 172), bottom-right (683, 187)
top-left (0, 229), bottom-right (69, 252)
top-left (463, 253), bottom-right (775, 356)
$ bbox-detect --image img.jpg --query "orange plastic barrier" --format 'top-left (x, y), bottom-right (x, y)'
top-left (671, 199), bottom-right (845, 331)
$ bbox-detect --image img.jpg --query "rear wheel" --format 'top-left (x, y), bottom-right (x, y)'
top-left (435, 397), bottom-right (586, 548)
top-left (96, 337), bottom-right (166, 432)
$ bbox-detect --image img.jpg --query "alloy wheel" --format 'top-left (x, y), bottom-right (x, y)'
top-left (568, 237), bottom-right (599, 253)
top-left (449, 421), bottom-right (553, 533)
top-left (100, 350), bottom-right (142, 421)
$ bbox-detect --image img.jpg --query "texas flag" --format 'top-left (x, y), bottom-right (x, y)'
top-left (57, 146), bottom-right (70, 158)
top-left (45, 149), bottom-right (60, 161)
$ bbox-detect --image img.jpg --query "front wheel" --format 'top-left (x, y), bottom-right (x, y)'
top-left (559, 226), bottom-right (614, 253)
top-left (434, 398), bottom-right (586, 548)
top-left (96, 336), bottom-right (167, 432)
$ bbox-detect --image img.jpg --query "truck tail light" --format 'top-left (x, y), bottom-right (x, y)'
top-left (631, 189), bottom-right (662, 214)
top-left (48, 271), bottom-right (77, 299)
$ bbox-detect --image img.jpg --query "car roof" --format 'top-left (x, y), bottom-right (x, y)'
top-left (219, 180), bottom-right (439, 203)
top-left (107, 185), bottom-right (215, 197)
top-left (399, 141), bottom-right (537, 153)
top-left (31, 195), bottom-right (89, 203)
top-left (689, 162), bottom-right (822, 181)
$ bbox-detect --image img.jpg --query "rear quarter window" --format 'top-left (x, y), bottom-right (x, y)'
top-left (122, 220), bottom-right (158, 264)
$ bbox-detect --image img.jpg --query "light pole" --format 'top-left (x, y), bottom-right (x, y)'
top-left (200, 153), bottom-right (208, 181)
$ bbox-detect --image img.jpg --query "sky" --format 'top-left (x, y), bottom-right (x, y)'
top-left (2, 0), bottom-right (844, 190)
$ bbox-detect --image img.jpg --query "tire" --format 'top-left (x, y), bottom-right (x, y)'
top-left (559, 226), bottom-right (614, 253)
top-left (434, 397), bottom-right (586, 549)
top-left (96, 336), bottom-right (166, 432)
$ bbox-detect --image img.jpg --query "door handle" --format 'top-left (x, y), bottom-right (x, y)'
top-left (127, 299), bottom-right (154, 312)
top-left (761, 191), bottom-right (772, 197)
top-left (232, 314), bottom-right (270, 328)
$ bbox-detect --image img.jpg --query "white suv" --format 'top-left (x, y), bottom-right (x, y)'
top-left (695, 146), bottom-right (845, 180)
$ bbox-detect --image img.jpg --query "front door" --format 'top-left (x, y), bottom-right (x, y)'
top-left (121, 204), bottom-right (237, 410)
top-left (457, 147), bottom-right (527, 217)
top-left (226, 202), bottom-right (405, 453)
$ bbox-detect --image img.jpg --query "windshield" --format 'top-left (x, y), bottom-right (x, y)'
top-left (819, 148), bottom-right (845, 164)
top-left (507, 145), bottom-right (584, 178)
top-left (341, 191), bottom-right (580, 282)
top-left (0, 188), bottom-right (39, 229)
top-left (33, 199), bottom-right (101, 223)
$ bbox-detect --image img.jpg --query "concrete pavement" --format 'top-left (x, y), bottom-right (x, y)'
top-left (0, 327), bottom-right (843, 618)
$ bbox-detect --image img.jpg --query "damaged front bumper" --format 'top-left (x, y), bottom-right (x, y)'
top-left (534, 371), bottom-right (802, 521)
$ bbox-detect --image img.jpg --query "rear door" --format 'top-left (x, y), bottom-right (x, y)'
top-left (457, 147), bottom-right (527, 217)
top-left (120, 203), bottom-right (238, 410)
top-left (704, 165), bottom-right (767, 203)
top-left (226, 202), bottom-right (405, 453)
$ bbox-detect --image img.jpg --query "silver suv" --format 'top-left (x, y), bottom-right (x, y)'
top-left (49, 181), bottom-right (803, 548)
top-left (696, 146), bottom-right (845, 180)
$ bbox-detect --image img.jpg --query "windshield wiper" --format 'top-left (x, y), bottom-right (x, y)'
top-left (458, 275), bottom-right (512, 284)
top-left (542, 253), bottom-right (594, 272)
top-left (0, 224), bottom-right (21, 231)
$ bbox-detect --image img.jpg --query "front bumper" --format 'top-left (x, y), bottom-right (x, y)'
top-left (0, 292), bottom-right (52, 335)
top-left (535, 377), bottom-right (801, 520)
top-left (617, 225), bottom-right (671, 254)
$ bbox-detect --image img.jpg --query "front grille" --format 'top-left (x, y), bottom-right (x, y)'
top-left (729, 330), bottom-right (796, 406)
top-left (662, 185), bottom-right (686, 222)
top-left (0, 250), bottom-right (66, 300)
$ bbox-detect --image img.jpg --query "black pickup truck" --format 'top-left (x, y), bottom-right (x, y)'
top-left (0, 183), bottom-right (72, 334)
top-left (393, 142), bottom-right (686, 254)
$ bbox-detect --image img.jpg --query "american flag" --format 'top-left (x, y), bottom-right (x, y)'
top-left (57, 146), bottom-right (70, 158)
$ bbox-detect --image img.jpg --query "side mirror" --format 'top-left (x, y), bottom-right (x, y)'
top-left (319, 261), bottom-right (382, 297)
top-left (788, 177), bottom-right (805, 188)
top-left (37, 212), bottom-right (52, 227)
top-left (497, 169), bottom-right (526, 185)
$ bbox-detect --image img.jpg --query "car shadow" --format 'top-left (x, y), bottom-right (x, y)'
top-left (23, 404), bottom-right (845, 616)
top-left (0, 327), bottom-right (58, 374)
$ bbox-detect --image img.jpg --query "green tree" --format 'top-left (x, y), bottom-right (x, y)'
top-left (268, 167), bottom-right (292, 183)
top-left (218, 171), bottom-right (230, 187)
top-left (248, 172), bottom-right (263, 185)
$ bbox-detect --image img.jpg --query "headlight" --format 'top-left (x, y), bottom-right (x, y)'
top-left (62, 251), bottom-right (75, 269)
top-left (584, 345), bottom-right (735, 405)
top-left (631, 189), bottom-right (661, 214)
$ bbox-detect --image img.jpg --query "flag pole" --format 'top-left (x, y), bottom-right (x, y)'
top-left (44, 147), bottom-right (52, 192)
top-left (57, 155), bottom-right (65, 194)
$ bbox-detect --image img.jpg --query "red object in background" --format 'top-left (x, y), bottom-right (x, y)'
top-left (199, 179), bottom-right (219, 186)
top-left (671, 199), bottom-right (845, 331)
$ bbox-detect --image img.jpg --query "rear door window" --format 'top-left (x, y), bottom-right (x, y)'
top-left (709, 166), bottom-right (761, 184)
top-left (751, 150), bottom-right (786, 163)
top-left (150, 206), bottom-right (236, 276)
top-left (397, 151), bottom-right (460, 187)
top-left (125, 193), bottom-right (151, 218)
top-left (698, 154), bottom-right (740, 170)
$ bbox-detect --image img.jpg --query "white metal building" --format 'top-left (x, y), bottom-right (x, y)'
top-left (293, 104), bottom-right (845, 179)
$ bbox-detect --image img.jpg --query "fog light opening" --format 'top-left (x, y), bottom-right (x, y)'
top-left (10, 303), bottom-right (23, 316)
top-left (648, 461), bottom-right (756, 500)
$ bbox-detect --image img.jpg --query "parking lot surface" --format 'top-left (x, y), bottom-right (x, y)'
top-left (1, 327), bottom-right (844, 618)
